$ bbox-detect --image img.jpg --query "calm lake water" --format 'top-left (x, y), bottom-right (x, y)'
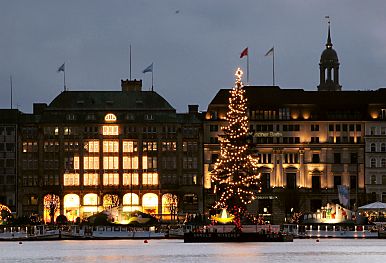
top-left (1, 239), bottom-right (386, 263)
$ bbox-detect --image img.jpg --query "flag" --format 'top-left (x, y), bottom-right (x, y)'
top-left (240, 47), bottom-right (248, 58)
top-left (265, 47), bottom-right (274, 56)
top-left (337, 185), bottom-right (350, 207)
top-left (142, 63), bottom-right (153, 73)
top-left (57, 63), bottom-right (65, 72)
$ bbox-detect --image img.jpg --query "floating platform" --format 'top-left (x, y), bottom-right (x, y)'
top-left (184, 232), bottom-right (293, 243)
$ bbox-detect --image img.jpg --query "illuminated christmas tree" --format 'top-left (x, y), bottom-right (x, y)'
top-left (211, 68), bottom-right (260, 231)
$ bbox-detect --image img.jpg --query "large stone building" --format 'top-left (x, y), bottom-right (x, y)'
top-left (16, 80), bottom-right (203, 222)
top-left (203, 25), bottom-right (386, 224)
top-left (0, 110), bottom-right (18, 212)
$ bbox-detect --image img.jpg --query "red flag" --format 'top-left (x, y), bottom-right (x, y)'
top-left (240, 47), bottom-right (248, 58)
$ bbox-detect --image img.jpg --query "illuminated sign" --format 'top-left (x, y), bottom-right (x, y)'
top-left (249, 132), bottom-right (283, 137)
top-left (105, 113), bottom-right (117, 122)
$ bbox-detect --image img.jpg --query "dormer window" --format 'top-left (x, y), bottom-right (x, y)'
top-left (145, 114), bottom-right (154, 120)
top-left (105, 113), bottom-right (117, 122)
top-left (66, 114), bottom-right (76, 121)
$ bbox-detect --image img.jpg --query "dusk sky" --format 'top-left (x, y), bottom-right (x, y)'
top-left (1, 0), bottom-right (386, 113)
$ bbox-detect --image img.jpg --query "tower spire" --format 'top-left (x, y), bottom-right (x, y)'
top-left (326, 21), bottom-right (332, 49)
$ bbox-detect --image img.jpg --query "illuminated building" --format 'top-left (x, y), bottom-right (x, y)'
top-left (204, 26), bottom-right (386, 224)
top-left (16, 80), bottom-right (203, 222)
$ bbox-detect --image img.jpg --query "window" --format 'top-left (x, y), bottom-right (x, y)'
top-left (83, 156), bottom-right (99, 170)
top-left (102, 125), bottom-right (118, 135)
top-left (145, 114), bottom-right (154, 120)
top-left (103, 173), bottom-right (119, 185)
top-left (312, 176), bottom-right (321, 191)
top-left (182, 174), bottom-right (197, 185)
top-left (356, 124), bottom-right (361, 131)
top-left (382, 158), bottom-right (386, 168)
top-left (261, 173), bottom-right (270, 192)
top-left (342, 124), bottom-right (348, 131)
top-left (311, 137), bottom-right (319, 143)
top-left (371, 175), bottom-right (377, 184)
top-left (183, 157), bottom-right (198, 169)
top-left (334, 153), bottom-right (341, 164)
top-left (284, 153), bottom-right (299, 164)
top-left (370, 127), bottom-right (377, 135)
top-left (382, 175), bottom-right (386, 185)
top-left (371, 158), bottom-right (377, 168)
top-left (162, 141), bottom-right (177, 151)
top-left (142, 172), bottom-right (158, 185)
top-left (85, 140), bottom-right (99, 153)
top-left (183, 142), bottom-right (198, 152)
top-left (349, 124), bottom-right (355, 131)
top-left (382, 127), bottom-right (386, 135)
top-left (103, 141), bottom-right (119, 152)
top-left (103, 156), bottom-right (119, 170)
top-left (84, 173), bottom-right (99, 186)
top-left (350, 176), bottom-right (357, 189)
top-left (64, 173), bottom-right (80, 186)
top-left (335, 124), bottom-right (341, 131)
top-left (311, 124), bottom-right (319, 131)
top-left (123, 156), bottom-right (139, 169)
top-left (286, 173), bottom-right (296, 189)
top-left (329, 124), bottom-right (334, 131)
top-left (142, 156), bottom-right (157, 169)
top-left (382, 143), bottom-right (386, 152)
top-left (312, 154), bottom-right (320, 163)
top-left (333, 176), bottom-right (342, 189)
top-left (371, 143), bottom-right (376, 152)
top-left (122, 173), bottom-right (139, 185)
top-left (143, 141), bottom-right (157, 151)
top-left (350, 153), bottom-right (358, 164)
top-left (123, 140), bottom-right (138, 152)
top-left (161, 156), bottom-right (177, 169)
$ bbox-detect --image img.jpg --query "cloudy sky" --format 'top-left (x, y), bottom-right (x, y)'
top-left (1, 0), bottom-right (386, 113)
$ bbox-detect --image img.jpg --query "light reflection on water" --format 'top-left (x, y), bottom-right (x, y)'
top-left (1, 239), bottom-right (386, 263)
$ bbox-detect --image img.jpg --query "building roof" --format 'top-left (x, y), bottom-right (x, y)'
top-left (48, 90), bottom-right (175, 111)
top-left (209, 86), bottom-right (386, 107)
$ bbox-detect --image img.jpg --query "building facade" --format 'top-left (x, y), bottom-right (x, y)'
top-left (16, 80), bottom-right (203, 222)
top-left (0, 110), bottom-right (18, 212)
top-left (203, 26), bottom-right (386, 224)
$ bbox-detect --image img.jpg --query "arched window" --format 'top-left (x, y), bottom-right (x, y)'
top-left (371, 158), bottom-right (377, 168)
top-left (142, 193), bottom-right (158, 214)
top-left (123, 193), bottom-right (139, 205)
top-left (83, 193), bottom-right (98, 206)
top-left (162, 193), bottom-right (178, 215)
top-left (63, 194), bottom-right (80, 221)
top-left (371, 143), bottom-right (376, 152)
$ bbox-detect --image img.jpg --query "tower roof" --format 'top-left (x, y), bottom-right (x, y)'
top-left (320, 22), bottom-right (338, 62)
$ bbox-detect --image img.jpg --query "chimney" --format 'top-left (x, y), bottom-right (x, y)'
top-left (33, 103), bottom-right (47, 115)
top-left (188, 105), bottom-right (199, 115)
top-left (121, 79), bottom-right (142, 92)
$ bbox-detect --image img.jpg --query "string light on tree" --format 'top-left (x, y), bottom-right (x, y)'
top-left (211, 68), bottom-right (261, 231)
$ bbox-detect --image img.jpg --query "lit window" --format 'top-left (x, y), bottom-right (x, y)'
top-left (142, 172), bottom-right (158, 185)
top-left (123, 140), bottom-right (137, 152)
top-left (64, 173), bottom-right (80, 186)
top-left (143, 141), bottom-right (157, 151)
top-left (104, 113), bottom-right (117, 122)
top-left (142, 156), bottom-right (157, 169)
top-left (74, 156), bottom-right (80, 169)
top-left (102, 125), bottom-right (119, 135)
top-left (85, 140), bottom-right (99, 153)
top-left (123, 173), bottom-right (139, 185)
top-left (83, 193), bottom-right (98, 206)
top-left (103, 156), bottom-right (119, 170)
top-left (123, 193), bottom-right (139, 205)
top-left (83, 156), bottom-right (99, 170)
top-left (123, 156), bottom-right (139, 169)
top-left (84, 173), bottom-right (99, 186)
top-left (103, 173), bottom-right (119, 186)
top-left (103, 140), bottom-right (119, 152)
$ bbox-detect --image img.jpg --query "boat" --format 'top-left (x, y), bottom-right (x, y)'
top-left (0, 225), bottom-right (60, 241)
top-left (184, 231), bottom-right (293, 243)
top-left (282, 224), bottom-right (379, 238)
top-left (183, 224), bottom-right (292, 243)
top-left (62, 225), bottom-right (166, 239)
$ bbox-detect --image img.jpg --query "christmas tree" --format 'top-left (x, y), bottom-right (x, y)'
top-left (211, 68), bottom-right (260, 230)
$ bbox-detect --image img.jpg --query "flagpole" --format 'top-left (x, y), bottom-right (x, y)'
top-left (272, 46), bottom-right (275, 86)
top-left (151, 67), bottom-right (154, 91)
top-left (247, 54), bottom-right (249, 83)
top-left (10, 75), bottom-right (13, 109)
top-left (63, 63), bottom-right (66, 91)
top-left (129, 44), bottom-right (132, 80)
